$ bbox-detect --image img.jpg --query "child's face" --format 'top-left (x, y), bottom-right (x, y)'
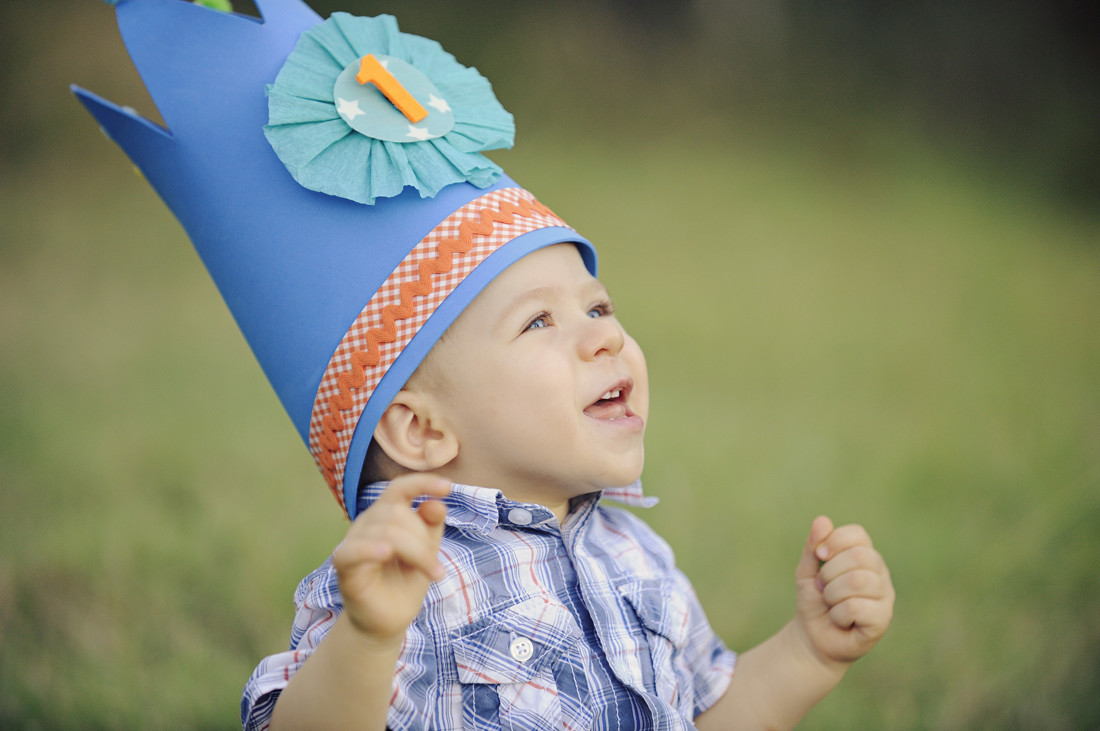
top-left (417, 243), bottom-right (648, 513)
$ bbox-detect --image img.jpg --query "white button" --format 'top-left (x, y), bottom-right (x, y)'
top-left (507, 508), bottom-right (533, 525)
top-left (510, 636), bottom-right (534, 662)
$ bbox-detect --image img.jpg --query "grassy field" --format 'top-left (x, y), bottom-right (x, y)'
top-left (3, 16), bottom-right (1099, 727)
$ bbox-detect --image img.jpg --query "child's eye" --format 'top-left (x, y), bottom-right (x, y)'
top-left (587, 301), bottom-right (614, 319)
top-left (523, 312), bottom-right (551, 332)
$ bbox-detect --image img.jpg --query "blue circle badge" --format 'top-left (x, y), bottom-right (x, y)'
top-left (333, 54), bottom-right (455, 143)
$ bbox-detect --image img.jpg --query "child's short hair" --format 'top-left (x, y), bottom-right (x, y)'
top-left (75, 0), bottom-right (596, 518)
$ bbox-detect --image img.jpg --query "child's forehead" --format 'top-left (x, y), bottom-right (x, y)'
top-left (493, 242), bottom-right (599, 291)
top-left (418, 244), bottom-right (601, 360)
top-left (471, 244), bottom-right (605, 313)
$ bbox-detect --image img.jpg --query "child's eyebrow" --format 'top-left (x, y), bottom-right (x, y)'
top-left (496, 279), bottom-right (609, 329)
top-left (501, 285), bottom-right (559, 321)
top-left (505, 279), bottom-right (609, 313)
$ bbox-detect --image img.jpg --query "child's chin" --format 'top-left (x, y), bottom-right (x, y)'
top-left (602, 464), bottom-right (645, 489)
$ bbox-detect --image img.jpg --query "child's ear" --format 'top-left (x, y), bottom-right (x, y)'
top-left (372, 390), bottom-right (458, 473)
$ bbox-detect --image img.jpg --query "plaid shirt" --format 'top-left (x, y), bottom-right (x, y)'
top-left (242, 482), bottom-right (736, 730)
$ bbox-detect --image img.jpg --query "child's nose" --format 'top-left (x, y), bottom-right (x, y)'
top-left (578, 315), bottom-right (625, 361)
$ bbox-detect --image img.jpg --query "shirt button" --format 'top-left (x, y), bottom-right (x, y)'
top-left (507, 508), bottom-right (533, 526)
top-left (510, 636), bottom-right (534, 662)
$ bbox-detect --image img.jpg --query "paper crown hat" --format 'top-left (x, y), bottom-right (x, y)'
top-left (74, 0), bottom-right (596, 519)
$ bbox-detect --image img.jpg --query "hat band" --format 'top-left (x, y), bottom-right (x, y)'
top-left (307, 187), bottom-right (571, 512)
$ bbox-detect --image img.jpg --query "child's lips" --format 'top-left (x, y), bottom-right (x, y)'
top-left (583, 399), bottom-right (632, 420)
top-left (583, 380), bottom-right (638, 422)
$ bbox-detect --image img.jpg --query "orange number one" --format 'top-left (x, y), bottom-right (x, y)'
top-left (356, 54), bottom-right (428, 124)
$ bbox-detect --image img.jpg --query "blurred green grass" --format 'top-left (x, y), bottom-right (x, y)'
top-left (3, 8), bottom-right (1100, 728)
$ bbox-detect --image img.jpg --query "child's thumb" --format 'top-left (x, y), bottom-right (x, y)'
top-left (795, 515), bottom-right (834, 582)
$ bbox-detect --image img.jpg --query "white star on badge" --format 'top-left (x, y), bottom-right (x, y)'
top-left (336, 97), bottom-right (364, 121)
top-left (407, 125), bottom-right (433, 141)
top-left (427, 94), bottom-right (451, 114)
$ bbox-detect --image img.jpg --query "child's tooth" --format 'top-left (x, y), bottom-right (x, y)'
top-left (602, 391), bottom-right (613, 400)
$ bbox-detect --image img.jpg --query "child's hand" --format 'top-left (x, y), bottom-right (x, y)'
top-left (794, 516), bottom-right (894, 667)
top-left (331, 475), bottom-right (450, 643)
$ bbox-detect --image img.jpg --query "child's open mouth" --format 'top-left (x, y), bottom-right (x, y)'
top-left (583, 382), bottom-right (635, 421)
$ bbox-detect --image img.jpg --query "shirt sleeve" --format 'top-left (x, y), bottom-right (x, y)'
top-left (240, 558), bottom-right (343, 731)
top-left (607, 507), bottom-right (738, 717)
top-left (671, 565), bottom-right (737, 717)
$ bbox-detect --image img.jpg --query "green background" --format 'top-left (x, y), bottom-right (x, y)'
top-left (2, 1), bottom-right (1098, 727)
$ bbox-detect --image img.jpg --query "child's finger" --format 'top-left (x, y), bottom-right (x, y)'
top-left (796, 515), bottom-right (834, 582)
top-left (817, 543), bottom-right (887, 588)
top-left (811, 523), bottom-right (873, 564)
top-left (376, 474), bottom-right (452, 508)
top-left (340, 521), bottom-right (444, 581)
top-left (382, 529), bottom-right (446, 581)
top-left (357, 475), bottom-right (449, 535)
top-left (417, 498), bottom-right (448, 527)
top-left (821, 567), bottom-right (890, 607)
top-left (332, 535), bottom-right (391, 569)
top-left (826, 595), bottom-right (892, 635)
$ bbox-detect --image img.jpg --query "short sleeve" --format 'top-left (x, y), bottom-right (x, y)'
top-left (671, 566), bottom-right (737, 716)
top-left (240, 558), bottom-right (344, 730)
top-left (240, 554), bottom-right (445, 731)
top-left (602, 508), bottom-right (737, 717)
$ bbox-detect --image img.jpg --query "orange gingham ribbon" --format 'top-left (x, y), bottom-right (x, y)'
top-left (308, 187), bottom-right (572, 513)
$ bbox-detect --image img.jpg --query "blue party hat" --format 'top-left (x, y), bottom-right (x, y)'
top-left (74, 0), bottom-right (596, 517)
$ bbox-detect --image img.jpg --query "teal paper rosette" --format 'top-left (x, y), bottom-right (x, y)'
top-left (265, 13), bottom-right (515, 205)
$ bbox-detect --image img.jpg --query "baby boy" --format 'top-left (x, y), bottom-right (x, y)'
top-left (245, 243), bottom-right (894, 730)
top-left (74, 2), bottom-right (894, 729)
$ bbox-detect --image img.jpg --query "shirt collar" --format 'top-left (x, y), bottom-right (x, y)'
top-left (357, 480), bottom-right (658, 534)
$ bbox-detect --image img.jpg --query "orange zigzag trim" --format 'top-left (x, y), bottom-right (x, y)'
top-left (316, 195), bottom-right (557, 501)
